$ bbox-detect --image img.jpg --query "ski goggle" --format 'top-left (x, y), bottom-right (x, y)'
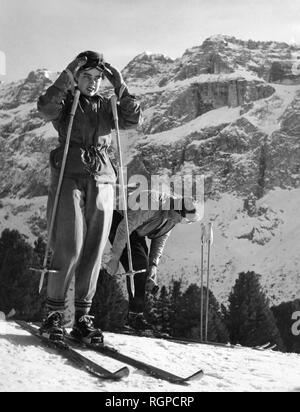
top-left (181, 207), bottom-right (196, 218)
top-left (181, 217), bottom-right (194, 225)
top-left (77, 52), bottom-right (106, 73)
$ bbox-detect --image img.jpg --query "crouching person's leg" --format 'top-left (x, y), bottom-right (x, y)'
top-left (119, 232), bottom-right (153, 332)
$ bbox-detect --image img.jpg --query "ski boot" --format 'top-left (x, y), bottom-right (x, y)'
top-left (39, 311), bottom-right (65, 343)
top-left (126, 312), bottom-right (154, 336)
top-left (71, 313), bottom-right (104, 346)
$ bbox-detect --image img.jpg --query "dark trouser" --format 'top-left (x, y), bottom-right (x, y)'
top-left (46, 171), bottom-right (114, 315)
top-left (109, 211), bottom-right (149, 313)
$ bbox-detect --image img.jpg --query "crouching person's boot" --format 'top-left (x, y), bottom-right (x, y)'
top-left (127, 312), bottom-right (154, 333)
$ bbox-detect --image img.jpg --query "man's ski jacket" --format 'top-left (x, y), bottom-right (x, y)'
top-left (37, 71), bottom-right (141, 181)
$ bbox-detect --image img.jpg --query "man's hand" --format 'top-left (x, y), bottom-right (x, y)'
top-left (66, 56), bottom-right (88, 77)
top-left (146, 265), bottom-right (159, 295)
top-left (103, 62), bottom-right (126, 92)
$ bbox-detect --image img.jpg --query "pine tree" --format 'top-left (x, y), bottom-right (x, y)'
top-left (168, 279), bottom-right (183, 335)
top-left (146, 286), bottom-right (171, 333)
top-left (144, 292), bottom-right (159, 327)
top-left (148, 278), bottom-right (229, 341)
top-left (90, 269), bottom-right (128, 331)
top-left (0, 229), bottom-right (45, 320)
top-left (271, 299), bottom-right (300, 354)
top-left (33, 236), bottom-right (46, 267)
top-left (227, 271), bottom-right (284, 349)
top-left (170, 283), bottom-right (229, 342)
top-left (202, 288), bottom-right (230, 343)
top-left (176, 283), bottom-right (199, 337)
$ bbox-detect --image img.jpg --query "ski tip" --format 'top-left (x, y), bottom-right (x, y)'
top-left (185, 369), bottom-right (205, 383)
top-left (115, 366), bottom-right (130, 379)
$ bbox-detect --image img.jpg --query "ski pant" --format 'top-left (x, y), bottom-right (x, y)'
top-left (109, 211), bottom-right (149, 313)
top-left (46, 171), bottom-right (114, 315)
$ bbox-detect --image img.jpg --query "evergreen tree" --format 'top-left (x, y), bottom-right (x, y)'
top-left (171, 283), bottom-right (229, 342)
top-left (0, 229), bottom-right (45, 320)
top-left (90, 269), bottom-right (128, 331)
top-left (174, 283), bottom-right (198, 337)
top-left (201, 287), bottom-right (229, 343)
top-left (168, 279), bottom-right (183, 335)
top-left (227, 271), bottom-right (284, 349)
top-left (271, 299), bottom-right (300, 354)
top-left (33, 236), bottom-right (46, 267)
top-left (157, 285), bottom-right (172, 333)
top-left (147, 278), bottom-right (229, 341)
top-left (145, 286), bottom-right (172, 333)
top-left (144, 292), bottom-right (159, 327)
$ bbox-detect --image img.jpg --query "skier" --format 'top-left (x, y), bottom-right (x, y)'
top-left (105, 190), bottom-right (201, 332)
top-left (37, 51), bottom-right (141, 344)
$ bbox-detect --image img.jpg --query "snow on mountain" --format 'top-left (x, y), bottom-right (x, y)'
top-left (0, 35), bottom-right (300, 307)
top-left (141, 106), bottom-right (242, 146)
top-left (0, 321), bottom-right (299, 392)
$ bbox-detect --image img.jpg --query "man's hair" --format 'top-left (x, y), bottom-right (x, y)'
top-left (181, 198), bottom-right (197, 217)
top-left (171, 197), bottom-right (196, 217)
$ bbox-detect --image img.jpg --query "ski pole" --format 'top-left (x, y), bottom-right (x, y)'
top-left (31, 88), bottom-right (81, 293)
top-left (110, 95), bottom-right (145, 298)
top-left (200, 223), bottom-right (205, 341)
top-left (205, 223), bottom-right (213, 342)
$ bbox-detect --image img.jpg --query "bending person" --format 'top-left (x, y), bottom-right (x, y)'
top-left (106, 190), bottom-right (201, 332)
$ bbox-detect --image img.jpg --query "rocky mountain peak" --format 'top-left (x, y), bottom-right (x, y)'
top-left (25, 69), bottom-right (58, 84)
top-left (176, 35), bottom-right (300, 83)
top-left (130, 51), bottom-right (174, 63)
top-left (0, 69), bottom-right (57, 110)
top-left (122, 51), bottom-right (174, 85)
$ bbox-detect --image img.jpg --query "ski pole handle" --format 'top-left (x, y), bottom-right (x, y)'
top-left (118, 269), bottom-right (147, 277)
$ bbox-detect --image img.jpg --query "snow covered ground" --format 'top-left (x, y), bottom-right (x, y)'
top-left (0, 321), bottom-right (300, 392)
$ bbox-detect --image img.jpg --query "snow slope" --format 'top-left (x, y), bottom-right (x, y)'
top-left (0, 321), bottom-right (300, 392)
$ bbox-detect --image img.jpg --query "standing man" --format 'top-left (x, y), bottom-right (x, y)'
top-left (37, 51), bottom-right (141, 344)
top-left (106, 190), bottom-right (201, 332)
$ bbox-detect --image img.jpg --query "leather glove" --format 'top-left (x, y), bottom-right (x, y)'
top-left (146, 265), bottom-right (159, 295)
top-left (66, 56), bottom-right (88, 77)
top-left (103, 62), bottom-right (127, 97)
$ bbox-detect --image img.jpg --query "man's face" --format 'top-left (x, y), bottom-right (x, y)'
top-left (76, 68), bottom-right (103, 97)
top-left (180, 212), bottom-right (198, 225)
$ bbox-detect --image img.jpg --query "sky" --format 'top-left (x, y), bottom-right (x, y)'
top-left (0, 0), bottom-right (300, 82)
